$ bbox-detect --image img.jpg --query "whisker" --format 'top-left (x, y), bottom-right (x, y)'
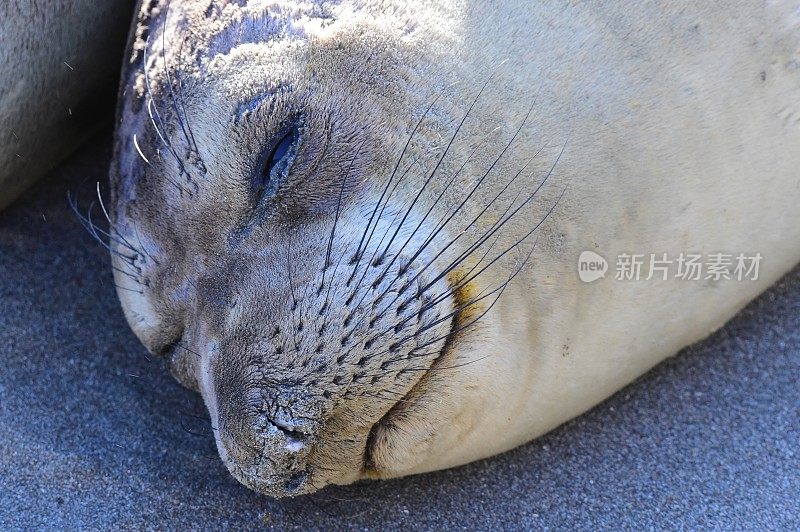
top-left (174, 11), bottom-right (203, 164)
top-left (133, 133), bottom-right (151, 165)
top-left (346, 156), bottom-right (427, 300)
top-left (380, 235), bottom-right (542, 363)
top-left (412, 104), bottom-right (538, 272)
top-left (396, 354), bottom-right (492, 375)
top-left (68, 194), bottom-right (141, 272)
top-left (348, 82), bottom-right (458, 283)
top-left (375, 182), bottom-right (565, 365)
top-left (388, 234), bottom-right (501, 333)
top-left (142, 31), bottom-right (193, 195)
top-left (161, 0), bottom-right (199, 176)
top-left (369, 73), bottom-right (497, 290)
top-left (368, 133), bottom-right (543, 324)
top-left (389, 153), bottom-right (548, 320)
top-left (113, 283), bottom-right (145, 295)
top-left (412, 136), bottom-right (568, 301)
top-left (95, 182), bottom-right (145, 257)
top-left (321, 139), bottom-right (365, 292)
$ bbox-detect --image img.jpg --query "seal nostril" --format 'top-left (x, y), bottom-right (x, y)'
top-left (268, 417), bottom-right (308, 447)
top-left (284, 471), bottom-right (308, 492)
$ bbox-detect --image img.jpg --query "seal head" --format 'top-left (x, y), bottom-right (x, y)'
top-left (108, 0), bottom-right (530, 496)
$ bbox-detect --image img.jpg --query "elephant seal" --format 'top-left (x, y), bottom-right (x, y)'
top-left (106, 0), bottom-right (800, 497)
top-left (0, 0), bottom-right (137, 210)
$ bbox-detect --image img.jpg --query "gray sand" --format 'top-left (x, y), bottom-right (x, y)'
top-left (1, 135), bottom-right (798, 530)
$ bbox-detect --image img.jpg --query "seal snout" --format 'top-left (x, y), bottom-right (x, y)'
top-left (213, 383), bottom-right (326, 497)
top-left (195, 213), bottom-right (460, 497)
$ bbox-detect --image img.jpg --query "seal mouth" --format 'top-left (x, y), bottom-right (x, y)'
top-left (361, 332), bottom-right (454, 475)
top-left (362, 269), bottom-right (476, 476)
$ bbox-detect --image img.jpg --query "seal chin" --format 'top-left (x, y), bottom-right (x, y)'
top-left (362, 340), bottom-right (456, 479)
top-left (364, 270), bottom-right (480, 479)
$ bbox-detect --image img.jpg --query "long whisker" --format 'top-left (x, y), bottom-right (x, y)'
top-left (369, 179), bottom-right (565, 370)
top-left (388, 234), bottom-right (501, 333)
top-left (142, 30), bottom-right (192, 195)
top-left (386, 136), bottom-right (566, 328)
top-left (68, 193), bottom-right (140, 269)
top-left (369, 73), bottom-right (497, 291)
top-left (348, 82), bottom-right (458, 283)
top-left (409, 187), bottom-right (565, 342)
top-left (369, 145), bottom-right (544, 329)
top-left (418, 138), bottom-right (568, 297)
top-left (344, 156), bottom-right (429, 310)
top-left (376, 231), bottom-right (546, 366)
top-left (161, 0), bottom-right (196, 177)
top-left (366, 106), bottom-right (540, 316)
top-left (173, 14), bottom-right (203, 164)
top-left (388, 151), bottom-right (548, 321)
top-left (95, 182), bottom-right (144, 258)
top-left (321, 139), bottom-right (365, 292)
top-left (409, 104), bottom-right (538, 274)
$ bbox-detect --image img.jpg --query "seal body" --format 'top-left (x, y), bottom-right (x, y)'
top-left (0, 0), bottom-right (136, 210)
top-left (109, 0), bottom-right (800, 496)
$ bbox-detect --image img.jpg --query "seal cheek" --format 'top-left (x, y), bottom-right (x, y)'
top-left (365, 366), bottom-right (454, 478)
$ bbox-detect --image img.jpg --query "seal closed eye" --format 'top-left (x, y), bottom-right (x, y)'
top-left (254, 124), bottom-right (299, 203)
